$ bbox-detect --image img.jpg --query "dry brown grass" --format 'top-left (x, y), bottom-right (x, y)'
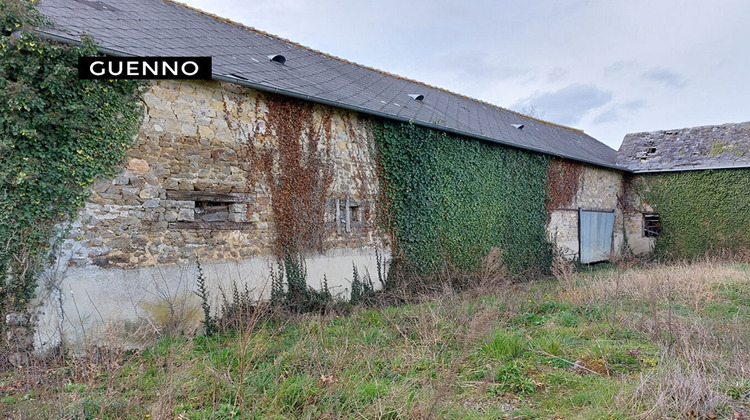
top-left (620, 305), bottom-right (750, 416)
top-left (629, 357), bottom-right (731, 420)
top-left (549, 258), bottom-right (750, 418)
top-left (558, 260), bottom-right (747, 309)
top-left (572, 259), bottom-right (750, 419)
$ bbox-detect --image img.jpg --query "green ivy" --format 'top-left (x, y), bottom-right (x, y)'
top-left (639, 169), bottom-right (750, 259)
top-left (0, 0), bottom-right (48, 36)
top-left (372, 120), bottom-right (551, 275)
top-left (0, 1), bottom-right (144, 314)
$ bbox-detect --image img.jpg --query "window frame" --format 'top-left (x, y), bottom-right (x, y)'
top-left (643, 213), bottom-right (662, 237)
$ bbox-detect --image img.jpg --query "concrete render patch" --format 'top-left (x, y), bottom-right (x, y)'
top-left (34, 248), bottom-right (389, 352)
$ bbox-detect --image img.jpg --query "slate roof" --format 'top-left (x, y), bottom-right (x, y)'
top-left (618, 121), bottom-right (750, 173)
top-left (35, 0), bottom-right (621, 169)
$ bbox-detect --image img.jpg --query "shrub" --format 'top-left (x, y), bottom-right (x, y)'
top-left (270, 251), bottom-right (332, 314)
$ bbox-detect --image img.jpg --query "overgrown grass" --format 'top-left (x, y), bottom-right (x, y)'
top-left (1, 260), bottom-right (749, 419)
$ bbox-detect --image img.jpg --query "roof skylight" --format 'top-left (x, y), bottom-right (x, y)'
top-left (268, 54), bottom-right (286, 64)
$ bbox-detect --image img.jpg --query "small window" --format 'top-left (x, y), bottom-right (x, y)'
top-left (643, 213), bottom-right (661, 237)
top-left (165, 191), bottom-right (255, 230)
top-left (195, 201), bottom-right (229, 222)
top-left (334, 196), bottom-right (365, 235)
top-left (350, 205), bottom-right (361, 223)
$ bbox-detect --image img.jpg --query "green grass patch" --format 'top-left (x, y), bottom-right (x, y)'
top-left (1, 261), bottom-right (749, 418)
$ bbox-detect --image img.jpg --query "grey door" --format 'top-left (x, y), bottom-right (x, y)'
top-left (579, 209), bottom-right (615, 264)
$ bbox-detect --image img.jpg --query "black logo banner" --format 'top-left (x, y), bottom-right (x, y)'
top-left (78, 56), bottom-right (212, 80)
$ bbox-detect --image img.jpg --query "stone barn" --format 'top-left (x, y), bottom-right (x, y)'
top-left (618, 121), bottom-right (750, 258)
top-left (30, 0), bottom-right (648, 347)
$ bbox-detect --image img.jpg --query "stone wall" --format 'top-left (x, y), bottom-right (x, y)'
top-left (546, 160), bottom-right (630, 260)
top-left (60, 80), bottom-right (385, 268)
top-left (621, 175), bottom-right (657, 255)
top-left (33, 78), bottom-right (646, 348)
top-left (36, 80), bottom-right (390, 349)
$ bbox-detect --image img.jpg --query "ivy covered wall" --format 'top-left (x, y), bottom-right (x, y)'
top-left (637, 168), bottom-right (750, 259)
top-left (0, 0), bottom-right (145, 361)
top-left (1, 4), bottom-right (144, 310)
top-left (373, 120), bottom-right (552, 275)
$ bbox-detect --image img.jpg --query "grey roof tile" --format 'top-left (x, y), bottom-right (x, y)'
top-left (618, 122), bottom-right (750, 172)
top-left (37, 0), bottom-right (620, 168)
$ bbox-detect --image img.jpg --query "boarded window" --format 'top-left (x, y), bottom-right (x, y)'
top-left (165, 190), bottom-right (255, 230)
top-left (195, 201), bottom-right (229, 222)
top-left (643, 213), bottom-right (661, 237)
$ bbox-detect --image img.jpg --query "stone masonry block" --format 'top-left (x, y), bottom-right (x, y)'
top-left (229, 203), bottom-right (246, 213)
top-left (177, 208), bottom-right (195, 222)
top-left (228, 213), bottom-right (246, 223)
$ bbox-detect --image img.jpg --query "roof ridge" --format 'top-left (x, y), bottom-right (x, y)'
top-left (162, 0), bottom-right (584, 135)
top-left (626, 120), bottom-right (750, 136)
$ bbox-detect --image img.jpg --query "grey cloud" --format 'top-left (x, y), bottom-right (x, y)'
top-left (604, 61), bottom-right (636, 74)
top-left (546, 67), bottom-right (568, 83)
top-left (642, 68), bottom-right (687, 88)
top-left (592, 108), bottom-right (618, 125)
top-left (513, 84), bottom-right (613, 126)
top-left (622, 100), bottom-right (646, 110)
top-left (593, 100), bottom-right (646, 125)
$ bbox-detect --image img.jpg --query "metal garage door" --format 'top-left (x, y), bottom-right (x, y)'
top-left (579, 209), bottom-right (615, 264)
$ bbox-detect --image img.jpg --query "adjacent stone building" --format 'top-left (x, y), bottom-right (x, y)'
top-left (617, 121), bottom-right (750, 256)
top-left (545, 161), bottom-right (626, 263)
top-left (618, 121), bottom-right (750, 172)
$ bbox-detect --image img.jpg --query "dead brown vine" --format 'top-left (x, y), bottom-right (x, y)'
top-left (545, 158), bottom-right (582, 214)
top-left (258, 95), bottom-right (334, 257)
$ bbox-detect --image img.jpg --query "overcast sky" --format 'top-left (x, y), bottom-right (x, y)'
top-left (180, 0), bottom-right (750, 150)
